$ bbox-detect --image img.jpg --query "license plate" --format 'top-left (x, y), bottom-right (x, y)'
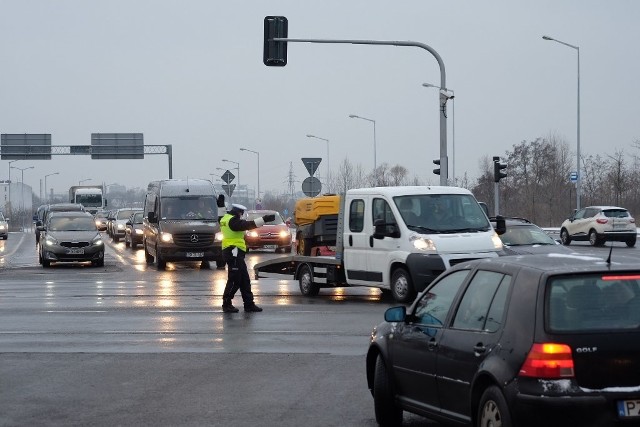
top-left (66, 248), bottom-right (85, 255)
top-left (263, 245), bottom-right (277, 249)
top-left (617, 400), bottom-right (640, 417)
top-left (186, 252), bottom-right (204, 258)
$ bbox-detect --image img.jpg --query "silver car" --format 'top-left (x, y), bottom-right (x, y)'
top-left (560, 206), bottom-right (637, 247)
top-left (38, 211), bottom-right (105, 267)
top-left (0, 212), bottom-right (8, 240)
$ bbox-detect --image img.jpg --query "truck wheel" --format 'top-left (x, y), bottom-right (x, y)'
top-left (298, 264), bottom-right (320, 296)
top-left (374, 355), bottom-right (403, 426)
top-left (297, 238), bottom-right (313, 256)
top-left (391, 268), bottom-right (416, 303)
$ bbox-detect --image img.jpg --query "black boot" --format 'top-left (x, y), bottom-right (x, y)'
top-left (222, 299), bottom-right (239, 313)
top-left (244, 303), bottom-right (263, 312)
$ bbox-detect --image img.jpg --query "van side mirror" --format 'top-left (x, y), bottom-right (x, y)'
top-left (373, 219), bottom-right (400, 239)
top-left (148, 212), bottom-right (157, 223)
top-left (494, 215), bottom-right (506, 235)
top-left (104, 199), bottom-right (108, 207)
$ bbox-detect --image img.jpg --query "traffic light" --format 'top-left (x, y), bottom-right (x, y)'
top-left (493, 157), bottom-right (507, 182)
top-left (263, 16), bottom-right (288, 66)
top-left (433, 159), bottom-right (441, 175)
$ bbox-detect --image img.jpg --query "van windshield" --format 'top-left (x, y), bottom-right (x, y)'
top-left (161, 196), bottom-right (217, 220)
top-left (393, 194), bottom-right (491, 233)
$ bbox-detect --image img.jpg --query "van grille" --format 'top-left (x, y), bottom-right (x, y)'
top-left (173, 233), bottom-right (215, 248)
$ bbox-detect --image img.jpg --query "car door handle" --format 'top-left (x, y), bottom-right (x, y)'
top-left (369, 236), bottom-right (374, 247)
top-left (473, 343), bottom-right (487, 355)
top-left (427, 338), bottom-right (438, 350)
top-left (348, 235), bottom-right (353, 246)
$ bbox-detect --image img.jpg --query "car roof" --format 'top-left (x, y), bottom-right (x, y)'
top-left (455, 253), bottom-right (640, 275)
top-left (586, 206), bottom-right (629, 211)
top-left (47, 203), bottom-right (84, 211)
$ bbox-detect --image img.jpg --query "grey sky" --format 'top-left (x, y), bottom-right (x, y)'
top-left (1, 1), bottom-right (638, 197)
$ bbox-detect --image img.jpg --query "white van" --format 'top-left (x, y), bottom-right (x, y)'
top-left (256, 186), bottom-right (504, 302)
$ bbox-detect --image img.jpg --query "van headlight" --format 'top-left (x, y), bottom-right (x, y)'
top-left (215, 232), bottom-right (223, 242)
top-left (160, 232), bottom-right (173, 243)
top-left (491, 232), bottom-right (504, 249)
top-left (410, 233), bottom-right (436, 251)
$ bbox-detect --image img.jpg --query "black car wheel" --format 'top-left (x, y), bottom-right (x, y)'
top-left (478, 386), bottom-right (512, 427)
top-left (124, 234), bottom-right (130, 247)
top-left (560, 228), bottom-right (571, 245)
top-left (373, 355), bottom-right (403, 426)
top-left (391, 268), bottom-right (416, 303)
top-left (589, 229), bottom-right (603, 246)
top-left (144, 243), bottom-right (154, 264)
top-left (298, 264), bottom-right (320, 296)
top-left (627, 237), bottom-right (636, 248)
top-left (156, 247), bottom-right (166, 270)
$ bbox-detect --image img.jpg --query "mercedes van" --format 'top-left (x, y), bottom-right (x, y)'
top-left (142, 179), bottom-right (225, 270)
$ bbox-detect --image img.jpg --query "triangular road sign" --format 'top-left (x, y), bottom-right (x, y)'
top-left (301, 157), bottom-right (322, 176)
top-left (222, 184), bottom-right (236, 197)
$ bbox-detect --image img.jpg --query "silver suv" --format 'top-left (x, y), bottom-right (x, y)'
top-left (560, 206), bottom-right (636, 247)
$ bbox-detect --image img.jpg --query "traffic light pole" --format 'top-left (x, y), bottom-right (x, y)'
top-left (272, 37), bottom-right (449, 185)
top-left (494, 182), bottom-right (500, 217)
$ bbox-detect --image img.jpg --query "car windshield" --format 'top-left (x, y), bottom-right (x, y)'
top-left (117, 209), bottom-right (139, 220)
top-left (49, 216), bottom-right (97, 231)
top-left (246, 211), bottom-right (283, 224)
top-left (500, 224), bottom-right (556, 246)
top-left (393, 194), bottom-right (491, 233)
top-left (161, 196), bottom-right (217, 220)
top-left (548, 273), bottom-right (640, 332)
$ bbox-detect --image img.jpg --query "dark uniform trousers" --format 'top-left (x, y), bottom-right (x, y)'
top-left (222, 246), bottom-right (254, 305)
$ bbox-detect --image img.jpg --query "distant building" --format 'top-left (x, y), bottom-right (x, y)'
top-left (0, 181), bottom-right (33, 214)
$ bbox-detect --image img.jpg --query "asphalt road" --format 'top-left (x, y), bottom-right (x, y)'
top-left (1, 230), bottom-right (637, 427)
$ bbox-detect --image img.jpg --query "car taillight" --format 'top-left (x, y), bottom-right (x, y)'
top-left (519, 343), bottom-right (574, 378)
top-left (596, 218), bottom-right (608, 224)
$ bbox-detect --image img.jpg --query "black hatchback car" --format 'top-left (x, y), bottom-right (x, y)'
top-left (367, 254), bottom-right (640, 427)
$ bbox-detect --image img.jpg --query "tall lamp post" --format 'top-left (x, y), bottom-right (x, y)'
top-left (44, 172), bottom-right (60, 203)
top-left (11, 165), bottom-right (34, 229)
top-left (543, 35), bottom-right (581, 210)
top-left (306, 134), bottom-right (330, 184)
top-left (7, 160), bottom-right (18, 213)
top-left (240, 147), bottom-right (260, 202)
top-left (423, 83), bottom-right (455, 182)
top-left (348, 114), bottom-right (377, 175)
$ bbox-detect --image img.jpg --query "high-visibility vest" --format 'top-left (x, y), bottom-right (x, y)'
top-left (220, 213), bottom-right (246, 251)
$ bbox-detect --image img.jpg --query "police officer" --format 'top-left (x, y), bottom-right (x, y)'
top-left (220, 203), bottom-right (275, 313)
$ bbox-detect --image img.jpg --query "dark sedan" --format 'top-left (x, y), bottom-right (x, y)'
top-left (492, 217), bottom-right (574, 255)
top-left (367, 254), bottom-right (640, 427)
top-left (38, 211), bottom-right (104, 267)
top-left (124, 211), bottom-right (144, 249)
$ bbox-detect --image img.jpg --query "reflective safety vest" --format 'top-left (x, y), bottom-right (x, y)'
top-left (220, 213), bottom-right (247, 251)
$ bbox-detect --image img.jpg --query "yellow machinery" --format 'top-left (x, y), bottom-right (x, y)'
top-left (293, 194), bottom-right (341, 255)
top-left (294, 194), bottom-right (340, 227)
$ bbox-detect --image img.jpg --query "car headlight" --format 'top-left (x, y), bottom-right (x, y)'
top-left (117, 223), bottom-right (125, 230)
top-left (45, 236), bottom-right (59, 247)
top-left (160, 232), bottom-right (173, 243)
top-left (410, 233), bottom-right (436, 251)
top-left (246, 230), bottom-right (259, 238)
top-left (215, 232), bottom-right (223, 242)
top-left (492, 232), bottom-right (504, 249)
top-left (0, 224), bottom-right (6, 230)
top-left (135, 229), bottom-right (143, 235)
top-left (279, 230), bottom-right (291, 238)
top-left (92, 235), bottom-right (104, 246)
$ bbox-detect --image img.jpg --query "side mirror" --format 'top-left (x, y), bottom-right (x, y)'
top-left (104, 199), bottom-right (108, 207)
top-left (494, 215), bottom-right (506, 235)
top-left (373, 219), bottom-right (400, 239)
top-left (125, 221), bottom-right (132, 226)
top-left (384, 306), bottom-right (407, 322)
top-left (32, 215), bottom-right (38, 221)
top-left (148, 212), bottom-right (157, 223)
top-left (36, 220), bottom-right (43, 227)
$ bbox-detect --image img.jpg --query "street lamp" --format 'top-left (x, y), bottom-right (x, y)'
top-left (10, 165), bottom-right (34, 220)
top-left (7, 160), bottom-right (18, 213)
top-left (44, 172), bottom-right (60, 203)
top-left (423, 83), bottom-right (455, 182)
top-left (348, 114), bottom-right (377, 175)
top-left (543, 35), bottom-right (581, 210)
top-left (240, 147), bottom-right (260, 202)
top-left (306, 134), bottom-right (329, 183)
top-left (79, 178), bottom-right (91, 185)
